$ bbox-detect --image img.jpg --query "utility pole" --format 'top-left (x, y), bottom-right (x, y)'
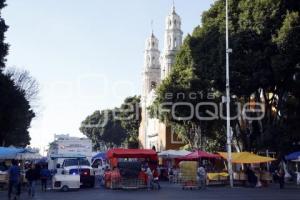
top-left (225, 0), bottom-right (234, 188)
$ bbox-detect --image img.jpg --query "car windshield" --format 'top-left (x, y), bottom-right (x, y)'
top-left (63, 159), bottom-right (90, 167)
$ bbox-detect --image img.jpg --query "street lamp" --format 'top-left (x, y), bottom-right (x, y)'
top-left (225, 0), bottom-right (234, 188)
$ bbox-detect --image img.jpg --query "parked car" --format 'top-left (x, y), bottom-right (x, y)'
top-left (0, 165), bottom-right (8, 187)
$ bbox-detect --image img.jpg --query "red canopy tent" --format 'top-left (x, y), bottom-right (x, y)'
top-left (106, 148), bottom-right (158, 170)
top-left (106, 148), bottom-right (158, 160)
top-left (178, 150), bottom-right (221, 160)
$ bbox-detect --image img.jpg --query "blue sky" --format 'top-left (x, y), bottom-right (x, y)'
top-left (3, 0), bottom-right (214, 152)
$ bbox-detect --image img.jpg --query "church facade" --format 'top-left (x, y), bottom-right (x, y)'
top-left (139, 6), bottom-right (185, 151)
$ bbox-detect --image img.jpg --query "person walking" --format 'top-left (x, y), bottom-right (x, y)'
top-left (8, 160), bottom-right (21, 200)
top-left (40, 165), bottom-right (51, 192)
top-left (278, 167), bottom-right (285, 189)
top-left (245, 165), bottom-right (259, 187)
top-left (146, 165), bottom-right (153, 191)
top-left (197, 165), bottom-right (206, 189)
top-left (152, 168), bottom-right (161, 190)
top-left (26, 164), bottom-right (40, 198)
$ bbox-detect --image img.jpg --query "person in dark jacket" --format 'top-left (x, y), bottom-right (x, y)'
top-left (26, 164), bottom-right (40, 197)
top-left (277, 167), bottom-right (285, 189)
top-left (8, 160), bottom-right (21, 200)
top-left (245, 166), bottom-right (258, 187)
top-left (40, 165), bottom-right (51, 191)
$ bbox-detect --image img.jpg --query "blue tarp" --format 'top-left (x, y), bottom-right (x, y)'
top-left (285, 151), bottom-right (300, 160)
top-left (92, 152), bottom-right (106, 161)
top-left (0, 147), bottom-right (26, 159)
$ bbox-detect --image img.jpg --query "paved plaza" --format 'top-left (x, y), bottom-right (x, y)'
top-left (1, 183), bottom-right (299, 200)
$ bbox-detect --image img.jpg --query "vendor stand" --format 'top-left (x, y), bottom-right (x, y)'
top-left (177, 150), bottom-right (224, 186)
top-left (105, 148), bottom-right (158, 190)
top-left (218, 152), bottom-right (275, 186)
top-left (291, 159), bottom-right (300, 185)
top-left (286, 152), bottom-right (300, 185)
top-left (0, 147), bottom-right (42, 188)
top-left (158, 150), bottom-right (191, 182)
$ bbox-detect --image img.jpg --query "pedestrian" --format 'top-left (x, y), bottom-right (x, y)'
top-left (146, 165), bottom-right (153, 191)
top-left (8, 160), bottom-right (21, 200)
top-left (40, 165), bottom-right (51, 191)
top-left (277, 167), bottom-right (285, 189)
top-left (152, 168), bottom-right (161, 190)
top-left (94, 164), bottom-right (105, 188)
top-left (197, 165), bottom-right (206, 189)
top-left (26, 164), bottom-right (40, 198)
top-left (168, 167), bottom-right (174, 183)
top-left (245, 166), bottom-right (258, 187)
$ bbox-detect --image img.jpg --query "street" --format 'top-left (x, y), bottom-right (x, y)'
top-left (1, 183), bottom-right (299, 200)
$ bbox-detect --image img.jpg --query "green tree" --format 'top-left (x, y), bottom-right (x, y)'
top-left (0, 73), bottom-right (34, 146)
top-left (151, 0), bottom-right (300, 154)
top-left (117, 96), bottom-right (141, 148)
top-left (0, 0), bottom-right (8, 70)
top-left (0, 0), bottom-right (36, 146)
top-left (79, 109), bottom-right (127, 150)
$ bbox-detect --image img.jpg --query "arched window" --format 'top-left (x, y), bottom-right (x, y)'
top-left (152, 42), bottom-right (155, 47)
top-left (169, 20), bottom-right (172, 27)
top-left (174, 37), bottom-right (177, 48)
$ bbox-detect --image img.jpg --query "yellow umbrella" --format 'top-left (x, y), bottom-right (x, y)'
top-left (218, 152), bottom-right (275, 164)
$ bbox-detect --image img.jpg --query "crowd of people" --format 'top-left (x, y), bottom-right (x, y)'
top-left (6, 160), bottom-right (51, 200)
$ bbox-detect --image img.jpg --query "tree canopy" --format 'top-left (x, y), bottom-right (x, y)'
top-left (151, 0), bottom-right (300, 154)
top-left (0, 0), bottom-right (36, 147)
top-left (79, 96), bottom-right (141, 150)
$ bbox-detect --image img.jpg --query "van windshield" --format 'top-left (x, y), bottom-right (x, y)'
top-left (63, 159), bottom-right (90, 167)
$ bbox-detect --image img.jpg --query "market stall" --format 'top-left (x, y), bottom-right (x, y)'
top-left (177, 150), bottom-right (225, 185)
top-left (285, 151), bottom-right (300, 161)
top-left (285, 151), bottom-right (300, 185)
top-left (157, 150), bottom-right (191, 181)
top-left (179, 150), bottom-right (221, 160)
top-left (291, 159), bottom-right (300, 185)
top-left (158, 150), bottom-right (191, 159)
top-left (0, 147), bottom-right (27, 159)
top-left (92, 152), bottom-right (107, 162)
top-left (0, 147), bottom-right (42, 187)
top-left (105, 148), bottom-right (158, 189)
top-left (179, 161), bottom-right (198, 189)
top-left (218, 152), bottom-right (275, 186)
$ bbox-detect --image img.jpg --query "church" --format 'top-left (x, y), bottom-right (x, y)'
top-left (139, 5), bottom-right (186, 151)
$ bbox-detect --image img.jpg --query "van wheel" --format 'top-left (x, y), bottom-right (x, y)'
top-left (62, 185), bottom-right (69, 192)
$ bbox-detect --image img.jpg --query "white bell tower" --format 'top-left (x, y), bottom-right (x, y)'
top-left (141, 32), bottom-right (161, 148)
top-left (161, 5), bottom-right (183, 80)
top-left (142, 33), bottom-right (161, 98)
